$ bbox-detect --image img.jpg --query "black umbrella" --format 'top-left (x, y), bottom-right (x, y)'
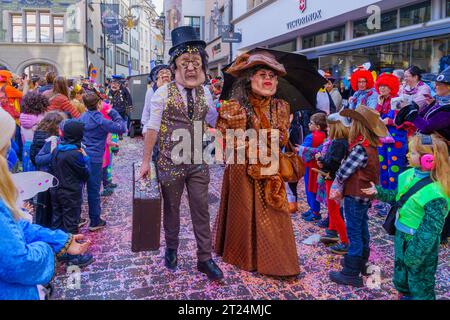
top-left (219, 47), bottom-right (327, 112)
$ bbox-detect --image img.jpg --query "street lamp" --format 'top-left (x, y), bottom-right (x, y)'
top-left (120, 1), bottom-right (165, 75)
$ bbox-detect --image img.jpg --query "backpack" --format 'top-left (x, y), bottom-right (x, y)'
top-left (0, 84), bottom-right (20, 119)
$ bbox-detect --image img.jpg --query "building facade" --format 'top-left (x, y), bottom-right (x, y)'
top-left (0, 0), bottom-right (163, 82)
top-left (0, 0), bottom-right (106, 81)
top-left (232, 0), bottom-right (450, 77)
top-left (204, 0), bottom-right (233, 76)
top-left (163, 0), bottom-right (206, 62)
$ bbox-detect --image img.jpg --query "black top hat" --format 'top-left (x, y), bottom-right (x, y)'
top-left (150, 64), bottom-right (170, 82)
top-left (169, 26), bottom-right (206, 56)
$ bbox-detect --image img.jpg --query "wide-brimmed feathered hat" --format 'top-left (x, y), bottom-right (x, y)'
top-left (225, 50), bottom-right (287, 77)
top-left (340, 105), bottom-right (388, 137)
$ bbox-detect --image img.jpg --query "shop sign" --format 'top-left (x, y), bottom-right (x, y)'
top-left (222, 32), bottom-right (242, 43)
top-left (287, 9), bottom-right (322, 30)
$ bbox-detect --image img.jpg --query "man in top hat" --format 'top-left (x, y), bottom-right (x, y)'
top-left (138, 26), bottom-right (223, 280)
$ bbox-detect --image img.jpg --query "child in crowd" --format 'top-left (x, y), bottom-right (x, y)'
top-left (317, 113), bottom-right (350, 254)
top-left (298, 112), bottom-right (327, 222)
top-left (19, 92), bottom-right (49, 171)
top-left (100, 101), bottom-right (119, 197)
top-left (362, 134), bottom-right (450, 300)
top-left (69, 84), bottom-right (87, 115)
top-left (328, 105), bottom-right (388, 287)
top-left (79, 93), bottom-right (126, 231)
top-left (31, 111), bottom-right (66, 228)
top-left (49, 119), bottom-right (93, 267)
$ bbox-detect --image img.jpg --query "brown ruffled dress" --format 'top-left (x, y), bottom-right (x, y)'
top-left (213, 93), bottom-right (300, 276)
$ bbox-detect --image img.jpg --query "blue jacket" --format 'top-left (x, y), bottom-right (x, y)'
top-left (35, 140), bottom-right (54, 172)
top-left (78, 109), bottom-right (126, 163)
top-left (0, 199), bottom-right (70, 300)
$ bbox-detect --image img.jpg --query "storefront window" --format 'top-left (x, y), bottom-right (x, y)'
top-left (303, 26), bottom-right (345, 49)
top-left (269, 39), bottom-right (296, 52)
top-left (319, 35), bottom-right (449, 80)
top-left (353, 10), bottom-right (397, 38)
top-left (400, 1), bottom-right (431, 27)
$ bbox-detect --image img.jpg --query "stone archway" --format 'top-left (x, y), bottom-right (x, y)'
top-left (17, 58), bottom-right (62, 78)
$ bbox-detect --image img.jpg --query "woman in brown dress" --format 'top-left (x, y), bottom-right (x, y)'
top-left (214, 50), bottom-right (300, 277)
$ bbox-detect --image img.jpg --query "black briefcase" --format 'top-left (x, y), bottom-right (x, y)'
top-left (131, 162), bottom-right (161, 252)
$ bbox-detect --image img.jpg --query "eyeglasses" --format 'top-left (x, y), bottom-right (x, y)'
top-left (254, 71), bottom-right (277, 80)
top-left (358, 80), bottom-right (367, 84)
top-left (179, 60), bottom-right (202, 69)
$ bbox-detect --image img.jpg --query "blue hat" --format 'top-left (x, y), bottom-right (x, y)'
top-left (169, 26), bottom-right (206, 56)
top-left (433, 66), bottom-right (450, 84)
top-left (111, 75), bottom-right (125, 82)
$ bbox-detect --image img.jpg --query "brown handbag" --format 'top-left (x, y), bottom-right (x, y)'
top-left (280, 141), bottom-right (306, 183)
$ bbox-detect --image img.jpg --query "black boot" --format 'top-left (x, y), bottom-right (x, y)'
top-left (197, 259), bottom-right (224, 281)
top-left (330, 255), bottom-right (364, 287)
top-left (164, 248), bottom-right (177, 270)
top-left (340, 249), bottom-right (371, 276)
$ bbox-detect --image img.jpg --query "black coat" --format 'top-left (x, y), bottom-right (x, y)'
top-left (49, 145), bottom-right (90, 207)
top-left (109, 87), bottom-right (133, 115)
top-left (30, 130), bottom-right (50, 167)
top-left (318, 138), bottom-right (349, 179)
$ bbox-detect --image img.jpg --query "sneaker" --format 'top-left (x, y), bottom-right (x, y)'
top-left (303, 212), bottom-right (321, 222)
top-left (101, 188), bottom-right (114, 197)
top-left (329, 243), bottom-right (349, 255)
top-left (320, 229), bottom-right (339, 244)
top-left (316, 216), bottom-right (329, 228)
top-left (301, 210), bottom-right (313, 218)
top-left (89, 219), bottom-right (107, 232)
top-left (108, 183), bottom-right (118, 189)
top-left (66, 253), bottom-right (94, 268)
top-left (78, 218), bottom-right (88, 228)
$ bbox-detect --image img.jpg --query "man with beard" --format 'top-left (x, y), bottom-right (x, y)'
top-left (138, 26), bottom-right (223, 281)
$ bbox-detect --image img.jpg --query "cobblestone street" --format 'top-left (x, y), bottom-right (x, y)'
top-left (51, 137), bottom-right (449, 300)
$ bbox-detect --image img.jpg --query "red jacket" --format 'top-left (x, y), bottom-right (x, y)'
top-left (48, 94), bottom-right (80, 118)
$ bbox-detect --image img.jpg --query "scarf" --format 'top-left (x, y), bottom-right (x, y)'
top-left (402, 81), bottom-right (425, 95)
top-left (376, 95), bottom-right (393, 115)
top-left (349, 135), bottom-right (370, 150)
top-left (436, 94), bottom-right (450, 107)
top-left (248, 92), bottom-right (272, 129)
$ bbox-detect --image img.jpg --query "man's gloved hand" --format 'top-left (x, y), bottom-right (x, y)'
top-left (395, 101), bottom-right (419, 126)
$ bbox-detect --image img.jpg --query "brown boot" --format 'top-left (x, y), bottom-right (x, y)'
top-left (288, 202), bottom-right (298, 214)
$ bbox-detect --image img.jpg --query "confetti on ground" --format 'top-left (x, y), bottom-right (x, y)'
top-left (50, 136), bottom-right (450, 300)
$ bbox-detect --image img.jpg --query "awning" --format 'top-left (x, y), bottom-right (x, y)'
top-left (300, 20), bottom-right (450, 60)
